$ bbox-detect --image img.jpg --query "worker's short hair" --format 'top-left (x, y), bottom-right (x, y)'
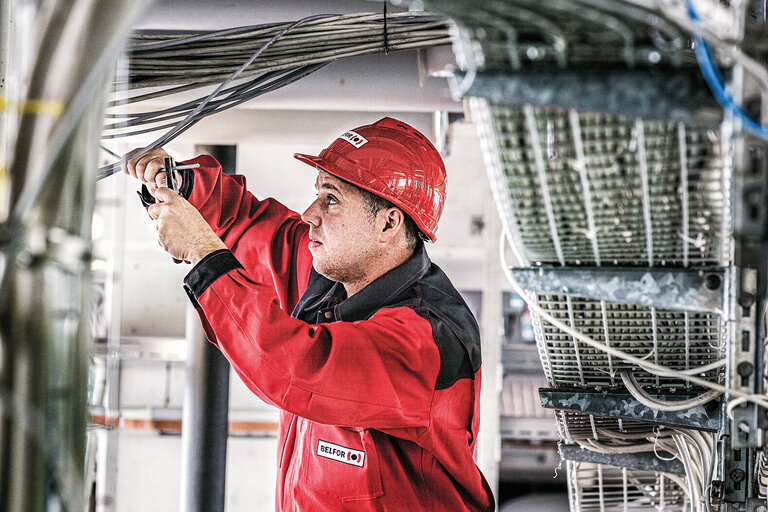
top-left (356, 186), bottom-right (424, 253)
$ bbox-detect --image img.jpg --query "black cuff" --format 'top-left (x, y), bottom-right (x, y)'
top-left (179, 167), bottom-right (195, 199)
top-left (137, 185), bottom-right (155, 207)
top-left (183, 249), bottom-right (243, 299)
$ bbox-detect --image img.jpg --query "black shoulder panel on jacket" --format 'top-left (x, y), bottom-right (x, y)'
top-left (292, 251), bottom-right (482, 392)
top-left (412, 263), bottom-right (482, 391)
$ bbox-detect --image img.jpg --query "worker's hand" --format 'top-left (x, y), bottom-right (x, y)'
top-left (148, 187), bottom-right (227, 265)
top-left (124, 147), bottom-right (182, 197)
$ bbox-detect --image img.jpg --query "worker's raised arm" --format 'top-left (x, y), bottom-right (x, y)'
top-left (184, 254), bottom-right (441, 431)
top-left (125, 148), bottom-right (313, 313)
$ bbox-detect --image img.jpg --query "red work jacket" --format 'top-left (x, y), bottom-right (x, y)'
top-left (170, 156), bottom-right (494, 511)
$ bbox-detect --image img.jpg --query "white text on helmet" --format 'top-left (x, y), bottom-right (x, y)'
top-left (338, 131), bottom-right (368, 149)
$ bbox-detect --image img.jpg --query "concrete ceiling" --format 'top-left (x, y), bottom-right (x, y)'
top-left (137, 0), bottom-right (406, 31)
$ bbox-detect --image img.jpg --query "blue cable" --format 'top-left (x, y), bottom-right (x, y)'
top-left (686, 0), bottom-right (768, 139)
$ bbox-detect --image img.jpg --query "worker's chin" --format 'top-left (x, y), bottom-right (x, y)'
top-left (312, 259), bottom-right (348, 284)
top-left (311, 260), bottom-right (334, 280)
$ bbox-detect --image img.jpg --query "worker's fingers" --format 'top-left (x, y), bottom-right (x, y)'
top-left (147, 202), bottom-right (162, 220)
top-left (141, 157), bottom-right (167, 184)
top-left (152, 169), bottom-right (182, 190)
top-left (153, 186), bottom-right (177, 204)
top-left (123, 147), bottom-right (170, 182)
top-left (148, 190), bottom-right (225, 264)
top-left (154, 171), bottom-right (169, 188)
top-left (126, 147), bottom-right (159, 179)
top-left (123, 147), bottom-right (144, 176)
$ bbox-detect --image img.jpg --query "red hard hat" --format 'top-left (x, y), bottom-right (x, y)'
top-left (294, 117), bottom-right (447, 242)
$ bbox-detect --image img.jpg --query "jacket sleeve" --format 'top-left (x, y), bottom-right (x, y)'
top-left (183, 250), bottom-right (440, 430)
top-left (182, 154), bottom-right (313, 314)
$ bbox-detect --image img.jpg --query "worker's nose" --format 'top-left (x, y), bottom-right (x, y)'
top-left (301, 198), bottom-right (320, 226)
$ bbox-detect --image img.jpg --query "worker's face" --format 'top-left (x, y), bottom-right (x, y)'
top-left (301, 171), bottom-right (381, 285)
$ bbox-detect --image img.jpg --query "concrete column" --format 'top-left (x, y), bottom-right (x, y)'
top-left (476, 177), bottom-right (502, 508)
top-left (179, 304), bottom-right (230, 512)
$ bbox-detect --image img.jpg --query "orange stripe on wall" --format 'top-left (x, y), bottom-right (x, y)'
top-left (90, 414), bottom-right (278, 433)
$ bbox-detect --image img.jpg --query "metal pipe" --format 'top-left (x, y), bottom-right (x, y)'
top-left (180, 303), bottom-right (230, 512)
top-left (0, 1), bottom-right (155, 510)
top-left (477, 168), bottom-right (502, 507)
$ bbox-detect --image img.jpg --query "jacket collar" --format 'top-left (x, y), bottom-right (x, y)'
top-left (334, 244), bottom-right (431, 322)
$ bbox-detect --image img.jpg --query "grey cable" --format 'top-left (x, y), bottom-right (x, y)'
top-left (98, 12), bottom-right (451, 179)
top-left (98, 14), bottom-right (332, 179)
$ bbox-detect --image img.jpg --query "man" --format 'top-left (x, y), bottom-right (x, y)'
top-left (126, 117), bottom-right (494, 511)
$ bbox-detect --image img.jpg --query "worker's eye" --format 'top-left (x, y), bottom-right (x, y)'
top-left (313, 192), bottom-right (338, 206)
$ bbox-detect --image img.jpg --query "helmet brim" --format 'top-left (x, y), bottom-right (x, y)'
top-left (293, 152), bottom-right (325, 170)
top-left (294, 152), bottom-right (354, 192)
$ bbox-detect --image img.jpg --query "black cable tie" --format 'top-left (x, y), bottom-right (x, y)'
top-left (383, 3), bottom-right (389, 55)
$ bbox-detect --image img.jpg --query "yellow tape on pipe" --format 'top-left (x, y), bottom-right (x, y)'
top-left (0, 96), bottom-right (64, 117)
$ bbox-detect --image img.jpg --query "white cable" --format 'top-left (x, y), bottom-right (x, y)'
top-left (670, 429), bottom-right (713, 512)
top-left (673, 359), bottom-right (725, 376)
top-left (637, 357), bottom-right (725, 377)
top-left (725, 396), bottom-right (763, 419)
top-left (620, 370), bottom-right (722, 412)
top-left (653, 435), bottom-right (680, 462)
top-left (499, 230), bottom-right (768, 411)
top-left (674, 434), bottom-right (700, 511)
top-left (685, 436), bottom-right (704, 492)
top-left (597, 427), bottom-right (674, 440)
top-left (664, 473), bottom-right (693, 501)
top-left (576, 424), bottom-right (708, 510)
top-left (673, 428), bottom-right (715, 512)
top-left (577, 439), bottom-right (658, 454)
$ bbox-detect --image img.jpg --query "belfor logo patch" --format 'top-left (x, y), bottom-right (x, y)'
top-left (316, 440), bottom-right (365, 467)
top-left (338, 130), bottom-right (368, 149)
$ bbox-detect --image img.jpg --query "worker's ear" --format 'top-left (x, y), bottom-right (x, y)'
top-left (379, 207), bottom-right (405, 242)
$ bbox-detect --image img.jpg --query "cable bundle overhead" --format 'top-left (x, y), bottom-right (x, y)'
top-left (122, 12), bottom-right (451, 93)
top-left (99, 12), bottom-right (451, 179)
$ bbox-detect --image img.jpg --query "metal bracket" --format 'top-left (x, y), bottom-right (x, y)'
top-left (729, 267), bottom-right (766, 448)
top-left (723, 499), bottom-right (768, 512)
top-left (724, 441), bottom-right (750, 504)
top-left (511, 266), bottom-right (726, 314)
top-left (539, 388), bottom-right (722, 432)
top-left (559, 444), bottom-right (685, 475)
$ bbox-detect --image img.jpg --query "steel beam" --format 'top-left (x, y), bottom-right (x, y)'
top-left (511, 266), bottom-right (726, 314)
top-left (559, 444), bottom-right (686, 475)
top-left (730, 131), bottom-right (768, 449)
top-left (539, 388), bottom-right (722, 432)
top-left (460, 68), bottom-right (722, 125)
